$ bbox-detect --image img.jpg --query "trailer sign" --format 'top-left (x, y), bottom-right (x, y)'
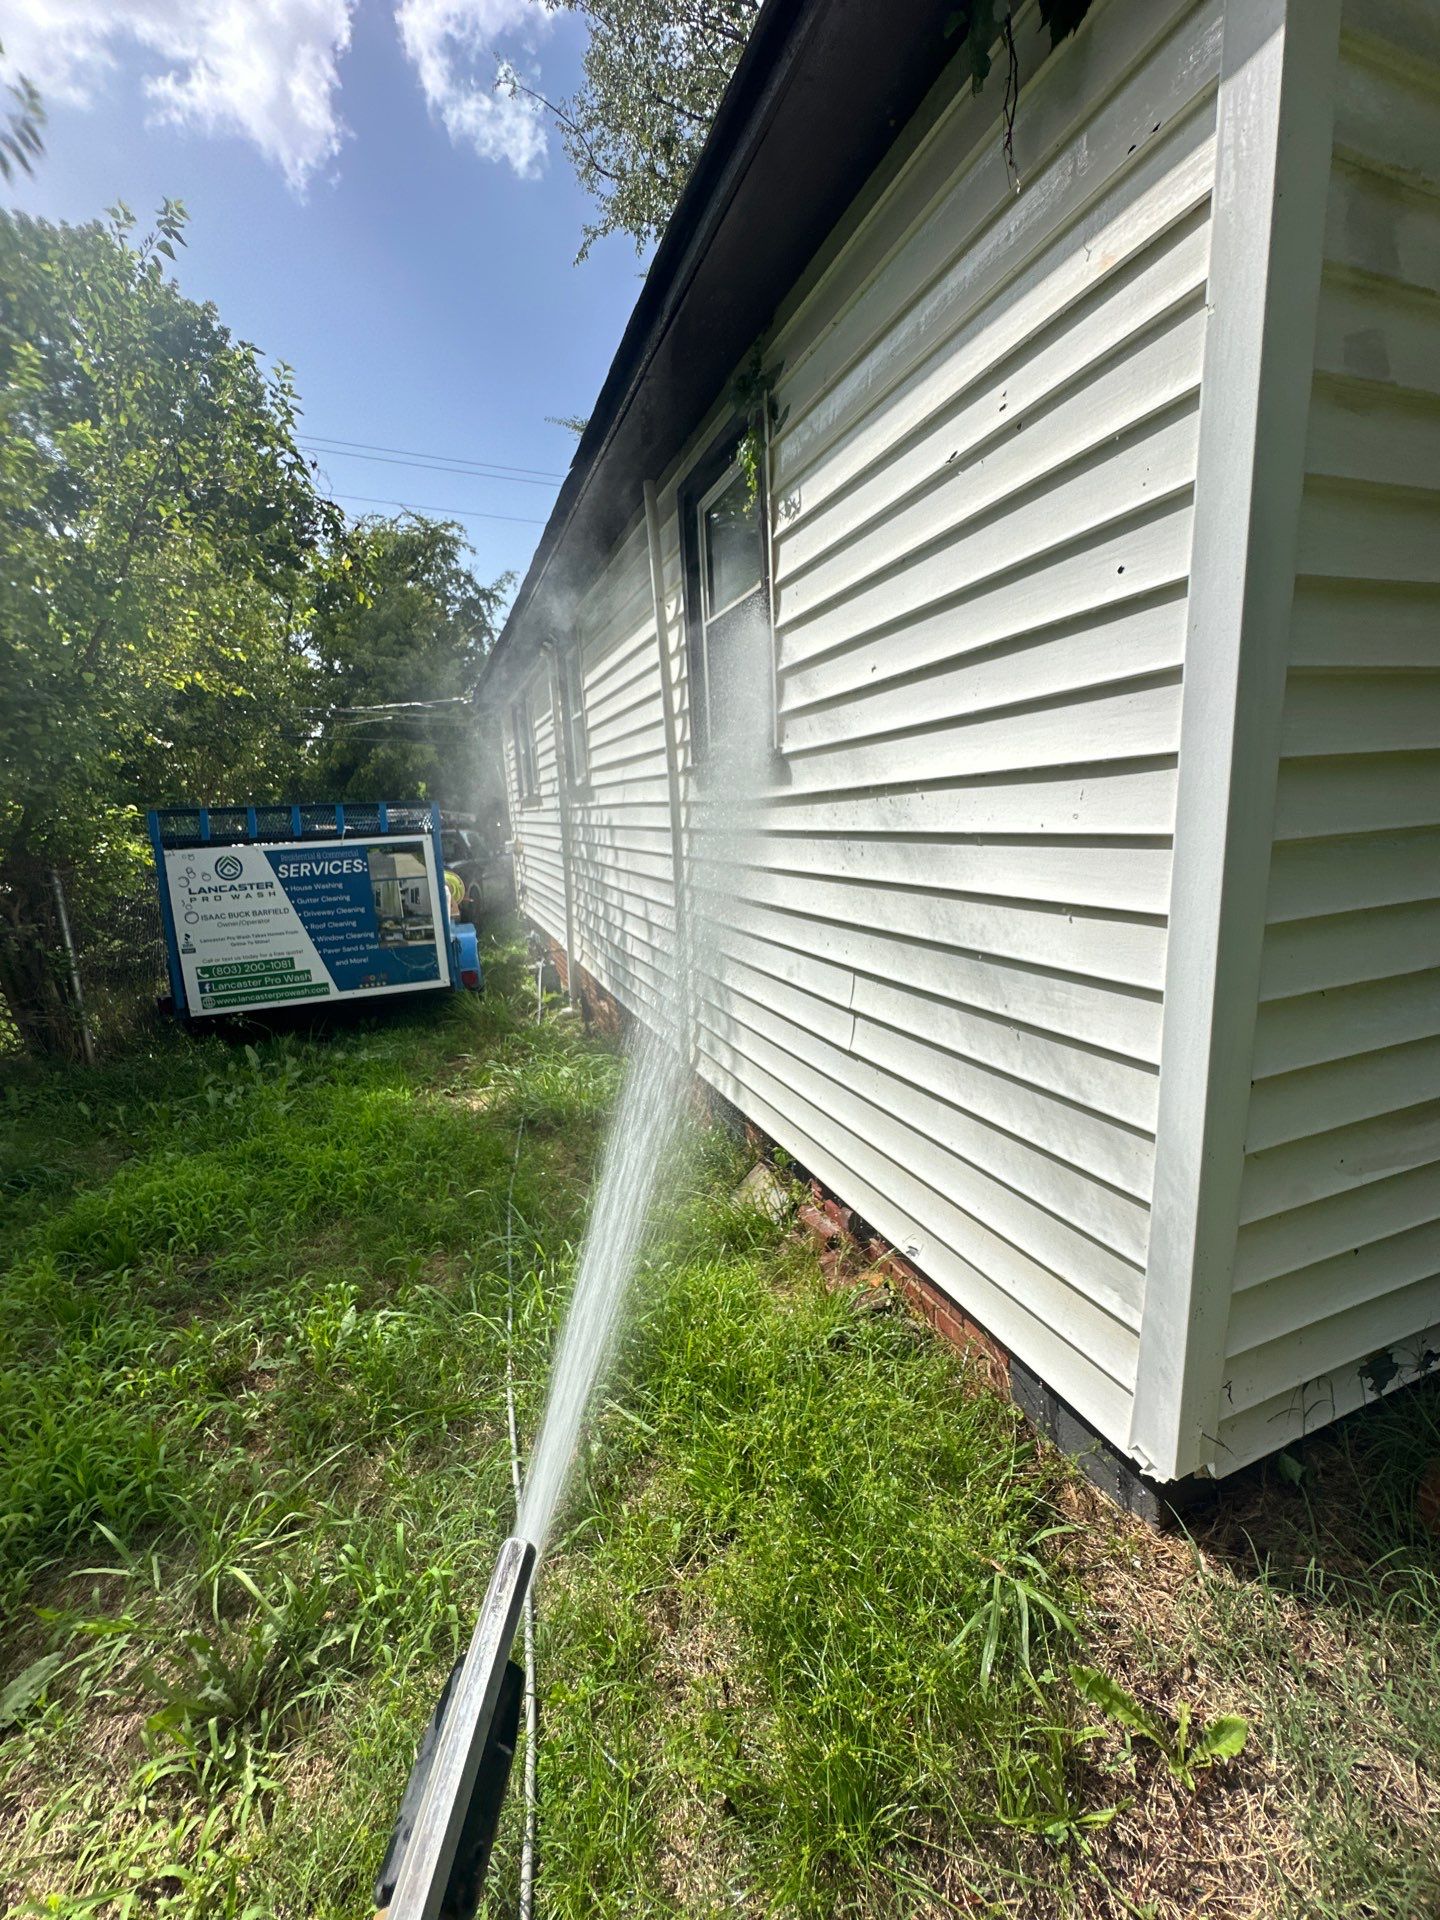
top-left (160, 833), bottom-right (448, 1017)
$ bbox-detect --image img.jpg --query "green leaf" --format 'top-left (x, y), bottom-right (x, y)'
top-left (1069, 1664), bottom-right (1164, 1742)
top-left (979, 1573), bottom-right (1003, 1684)
top-left (1197, 1715), bottom-right (1248, 1763)
top-left (0, 1652), bottom-right (65, 1727)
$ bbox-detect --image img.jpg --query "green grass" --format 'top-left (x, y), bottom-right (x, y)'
top-left (1, 923), bottom-right (1435, 1920)
top-left (516, 1231), bottom-right (1085, 1917)
top-left (0, 929), bottom-right (1087, 1918)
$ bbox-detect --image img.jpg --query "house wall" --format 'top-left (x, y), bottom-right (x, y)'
top-left (506, 0), bottom-right (1225, 1458)
top-left (1215, 0), bottom-right (1440, 1469)
top-left (571, 518), bottom-right (683, 1028)
top-left (508, 682), bottom-right (568, 948)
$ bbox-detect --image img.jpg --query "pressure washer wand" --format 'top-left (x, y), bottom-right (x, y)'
top-left (377, 1536), bottom-right (536, 1920)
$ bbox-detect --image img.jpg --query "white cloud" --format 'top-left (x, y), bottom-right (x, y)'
top-left (2, 0), bottom-right (355, 190)
top-left (394, 0), bottom-right (551, 179)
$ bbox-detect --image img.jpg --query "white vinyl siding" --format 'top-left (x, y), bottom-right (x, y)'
top-left (1216, 0), bottom-right (1440, 1469)
top-left (501, 0), bottom-right (1437, 1481)
top-left (568, 525), bottom-right (682, 1029)
top-left (503, 0), bottom-right (1222, 1450)
top-left (693, 0), bottom-right (1218, 1441)
top-left (510, 685), bottom-right (569, 955)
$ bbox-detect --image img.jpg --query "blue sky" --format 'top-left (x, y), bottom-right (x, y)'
top-left (2, 1), bottom-right (650, 593)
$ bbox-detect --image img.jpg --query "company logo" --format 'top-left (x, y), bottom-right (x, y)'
top-left (214, 854), bottom-right (244, 880)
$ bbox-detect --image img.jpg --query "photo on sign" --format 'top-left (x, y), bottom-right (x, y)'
top-left (368, 844), bottom-right (438, 948)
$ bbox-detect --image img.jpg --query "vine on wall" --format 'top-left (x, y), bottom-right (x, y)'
top-left (946, 0), bottom-right (1095, 93)
top-left (731, 345), bottom-right (786, 509)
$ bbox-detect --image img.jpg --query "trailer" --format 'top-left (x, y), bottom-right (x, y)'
top-left (148, 802), bottom-right (482, 1020)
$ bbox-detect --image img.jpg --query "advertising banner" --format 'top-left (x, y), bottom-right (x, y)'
top-left (162, 835), bottom-right (449, 1017)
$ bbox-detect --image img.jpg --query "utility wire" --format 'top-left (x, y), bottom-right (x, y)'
top-left (303, 444), bottom-right (560, 489)
top-left (305, 433), bottom-right (564, 481)
top-left (327, 490), bottom-right (549, 527)
top-left (503, 1114), bottom-right (539, 1920)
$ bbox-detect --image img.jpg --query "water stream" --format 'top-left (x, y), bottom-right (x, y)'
top-left (515, 1011), bottom-right (689, 1556)
top-left (517, 597), bottom-right (772, 1561)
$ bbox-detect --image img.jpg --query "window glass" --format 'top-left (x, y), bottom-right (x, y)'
top-left (702, 466), bottom-right (763, 618)
top-left (563, 648), bottom-right (588, 785)
top-left (512, 696), bottom-right (537, 803)
top-left (681, 437), bottom-right (778, 776)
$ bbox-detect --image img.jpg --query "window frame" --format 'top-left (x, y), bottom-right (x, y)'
top-left (560, 644), bottom-right (589, 791)
top-left (697, 461), bottom-right (766, 625)
top-left (511, 690), bottom-right (539, 809)
top-left (678, 422), bottom-right (778, 773)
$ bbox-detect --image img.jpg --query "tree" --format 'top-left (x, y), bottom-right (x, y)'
top-left (0, 202), bottom-right (337, 1051)
top-left (532, 0), bottom-right (1096, 259)
top-left (305, 516), bottom-right (509, 815)
top-left (0, 42), bottom-right (44, 185)
top-left (525, 0), bottom-right (759, 259)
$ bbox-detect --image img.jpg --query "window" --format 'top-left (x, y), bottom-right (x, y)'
top-left (680, 429), bottom-right (776, 778)
top-left (701, 466), bottom-right (763, 619)
top-left (511, 692), bottom-right (538, 807)
top-left (560, 646), bottom-right (588, 788)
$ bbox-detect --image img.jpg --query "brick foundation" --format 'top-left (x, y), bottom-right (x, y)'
top-left (536, 933), bottom-right (627, 1039)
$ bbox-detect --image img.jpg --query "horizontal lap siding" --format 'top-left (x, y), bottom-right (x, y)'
top-left (505, 0), bottom-right (1218, 1452)
top-left (569, 524), bottom-right (680, 1028)
top-left (677, 0), bottom-right (1220, 1442)
top-left (1218, 4), bottom-right (1440, 1466)
top-left (513, 689), bottom-right (567, 949)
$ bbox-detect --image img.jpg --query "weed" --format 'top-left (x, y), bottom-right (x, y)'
top-left (1069, 1664), bottom-right (1247, 1788)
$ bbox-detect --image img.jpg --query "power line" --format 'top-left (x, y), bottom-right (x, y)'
top-left (328, 491), bottom-right (550, 527)
top-left (303, 443), bottom-right (560, 488)
top-left (327, 711), bottom-right (472, 727)
top-left (305, 433), bottom-right (564, 481)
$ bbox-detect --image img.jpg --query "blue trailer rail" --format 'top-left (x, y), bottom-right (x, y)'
top-left (148, 802), bottom-right (479, 1019)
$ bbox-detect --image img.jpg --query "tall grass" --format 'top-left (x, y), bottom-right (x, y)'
top-left (0, 954), bottom-right (606, 1913)
top-left (0, 931), bottom-right (1092, 1916)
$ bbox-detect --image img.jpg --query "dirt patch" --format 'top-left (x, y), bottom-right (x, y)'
top-left (443, 1085), bottom-right (498, 1113)
top-left (0, 1704), bottom-right (150, 1911)
top-left (647, 1585), bottom-right (766, 1918)
top-left (990, 1479), bottom-right (1275, 1917)
top-left (1044, 1457), bottom-right (1440, 1919)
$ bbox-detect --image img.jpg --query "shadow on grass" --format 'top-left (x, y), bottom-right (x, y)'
top-left (1191, 1372), bottom-right (1440, 1605)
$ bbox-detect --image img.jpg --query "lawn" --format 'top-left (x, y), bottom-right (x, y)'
top-left (1, 924), bottom-right (1436, 1919)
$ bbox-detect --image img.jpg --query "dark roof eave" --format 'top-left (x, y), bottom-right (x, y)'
top-left (480, 0), bottom-right (962, 704)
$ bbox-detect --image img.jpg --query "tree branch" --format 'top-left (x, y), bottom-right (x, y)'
top-left (505, 74), bottom-right (623, 187)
